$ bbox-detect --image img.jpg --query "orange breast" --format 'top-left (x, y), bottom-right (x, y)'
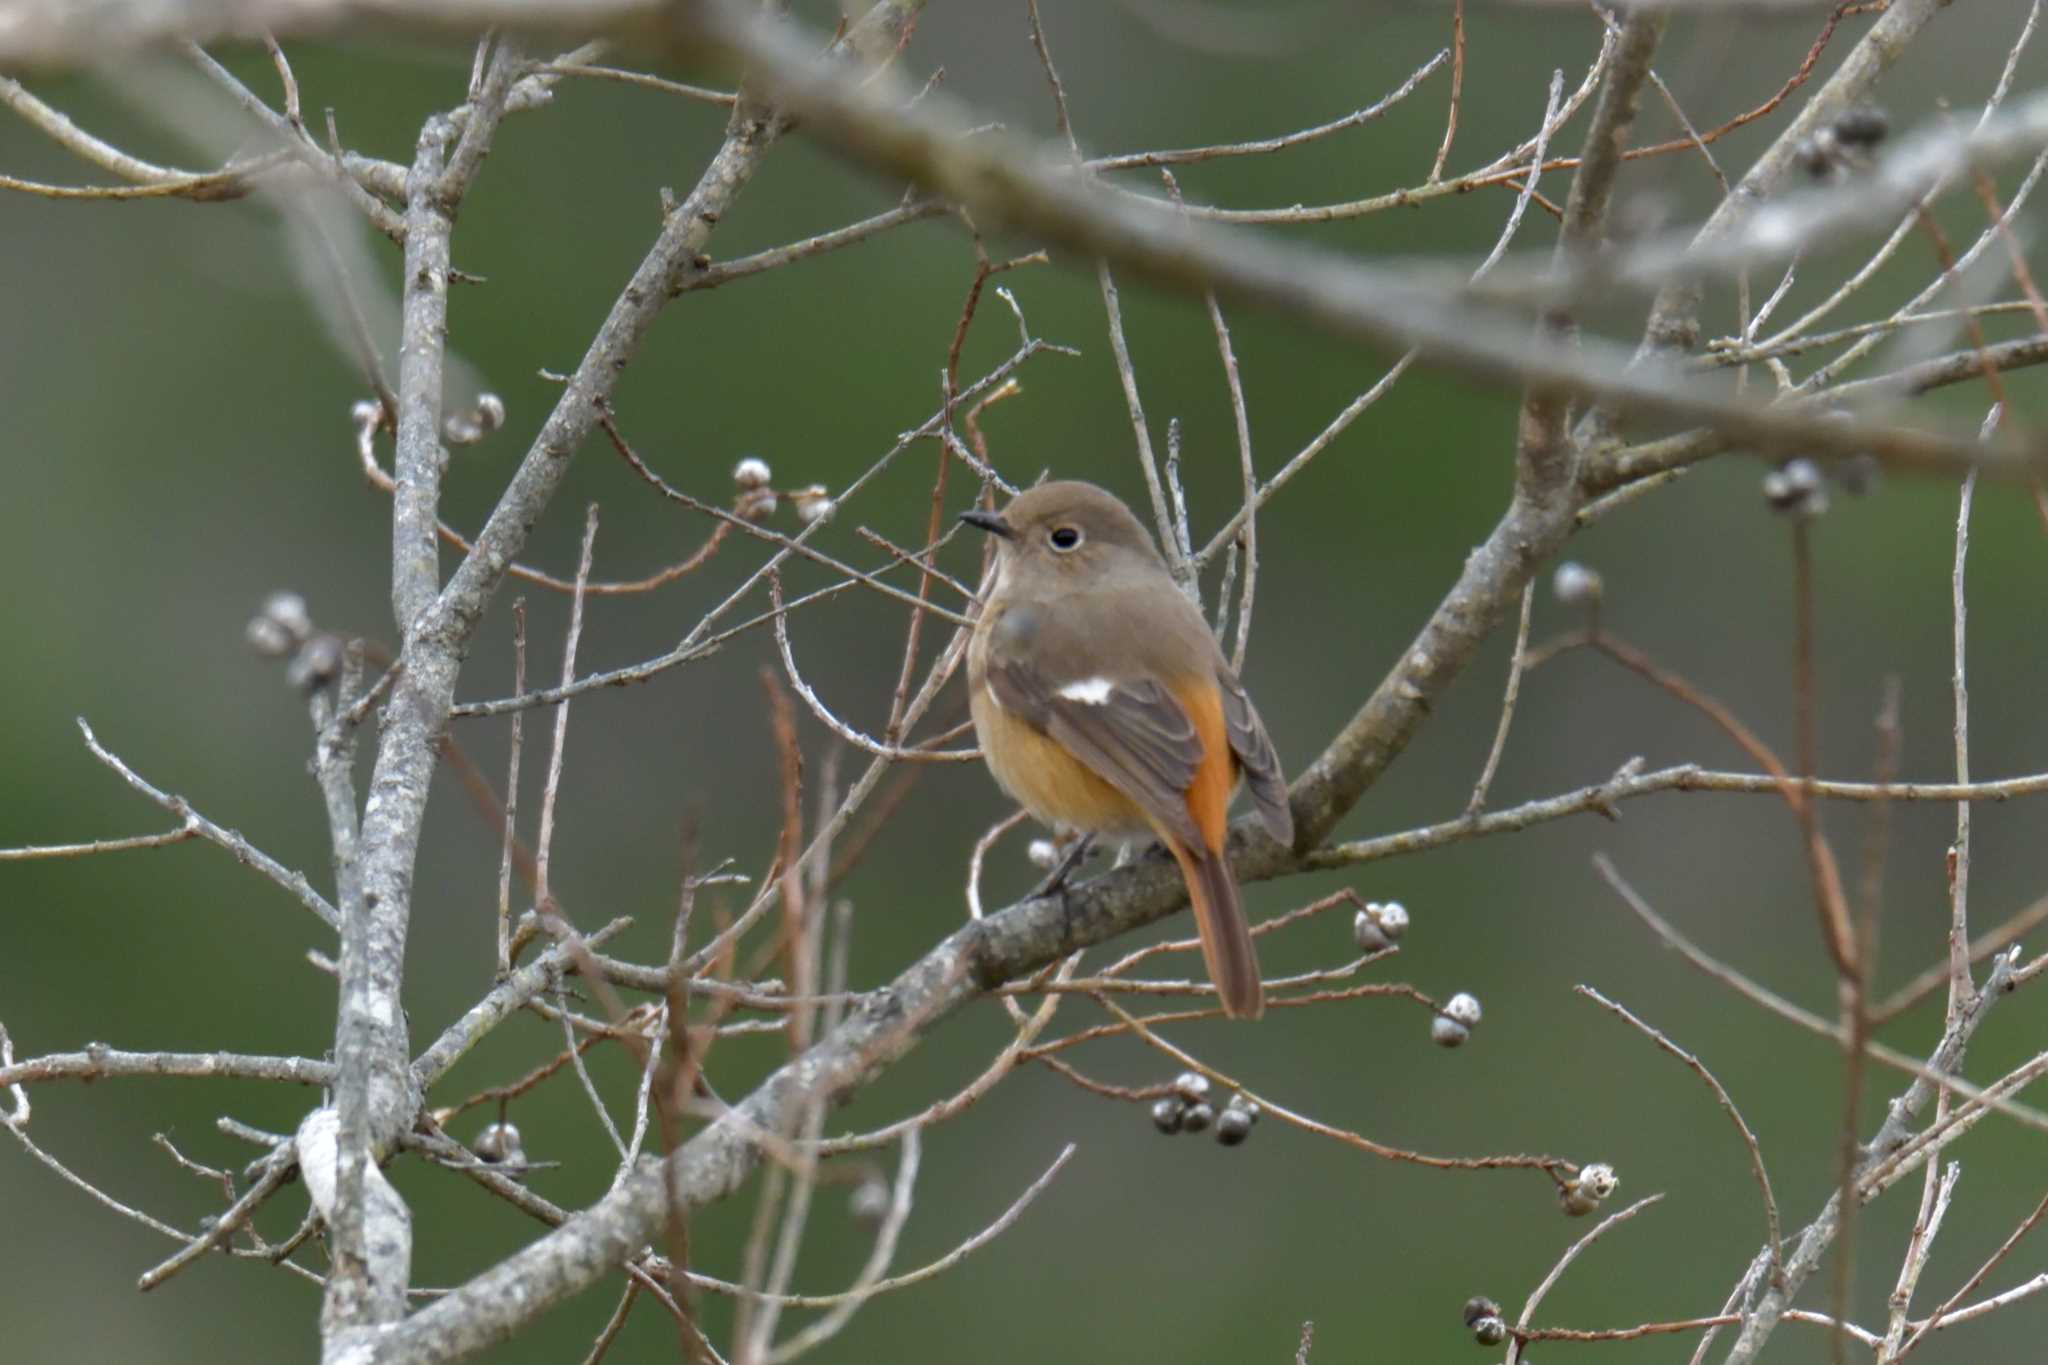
top-left (970, 682), bottom-right (1153, 837)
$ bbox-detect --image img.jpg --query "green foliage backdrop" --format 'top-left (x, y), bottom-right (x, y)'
top-left (3, 4), bottom-right (2046, 1360)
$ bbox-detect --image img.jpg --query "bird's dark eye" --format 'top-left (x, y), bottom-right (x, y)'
top-left (1049, 526), bottom-right (1083, 551)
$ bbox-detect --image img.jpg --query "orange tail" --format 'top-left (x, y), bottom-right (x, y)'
top-left (1166, 837), bottom-right (1265, 1020)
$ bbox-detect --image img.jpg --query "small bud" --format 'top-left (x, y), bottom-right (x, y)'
top-left (732, 456), bottom-right (773, 490)
top-left (736, 487), bottom-right (779, 522)
top-left (255, 592), bottom-right (313, 647)
top-left (1173, 1071), bottom-right (1212, 1104)
top-left (246, 615), bottom-right (295, 658)
top-left (1462, 1296), bottom-right (1502, 1329)
top-left (1472, 1315), bottom-right (1508, 1347)
top-left (791, 484), bottom-right (837, 525)
top-left (1560, 1161), bottom-right (1619, 1216)
top-left (475, 1120), bottom-right (526, 1168)
top-left (849, 1174), bottom-right (890, 1222)
top-left (1833, 105), bottom-right (1889, 149)
top-left (1215, 1106), bottom-right (1254, 1146)
top-left (442, 394), bottom-right (506, 447)
top-left (1373, 901), bottom-right (1409, 940)
top-left (287, 634), bottom-right (345, 694)
top-left (1442, 992), bottom-right (1482, 1029)
top-left (1763, 458), bottom-right (1828, 519)
top-left (1225, 1094), bottom-right (1260, 1125)
top-left (1431, 1016), bottom-right (1471, 1049)
top-left (1795, 132), bottom-right (1840, 181)
top-left (1353, 909), bottom-right (1388, 951)
top-left (1027, 839), bottom-right (1061, 870)
top-left (1551, 561), bottom-right (1603, 607)
top-left (1180, 1101), bottom-right (1215, 1134)
top-left (349, 398), bottom-right (384, 428)
top-left (1151, 1097), bottom-right (1187, 1135)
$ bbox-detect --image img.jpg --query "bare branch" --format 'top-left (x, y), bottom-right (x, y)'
top-left (74, 719), bottom-right (339, 929)
top-left (1577, 986), bottom-right (1781, 1282)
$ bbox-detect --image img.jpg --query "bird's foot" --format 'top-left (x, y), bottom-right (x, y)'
top-left (1030, 832), bottom-right (1098, 901)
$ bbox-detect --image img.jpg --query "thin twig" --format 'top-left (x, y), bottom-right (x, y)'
top-left (1507, 1195), bottom-right (1666, 1364)
top-left (1901, 1188), bottom-right (2048, 1356)
top-left (497, 600), bottom-right (526, 976)
top-left (73, 720), bottom-right (339, 929)
top-left (534, 505), bottom-right (600, 913)
top-left (1088, 49), bottom-right (1447, 173)
top-left (1466, 582), bottom-right (1534, 816)
top-left (1576, 986), bottom-right (1780, 1281)
top-left (1098, 995), bottom-right (1575, 1180)
top-left (1593, 856), bottom-right (2048, 1133)
top-left (1428, 0), bottom-right (1464, 182)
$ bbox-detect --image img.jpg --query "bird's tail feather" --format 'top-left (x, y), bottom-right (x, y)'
top-left (1168, 838), bottom-right (1264, 1020)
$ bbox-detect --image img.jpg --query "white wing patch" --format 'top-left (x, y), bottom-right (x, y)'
top-left (1056, 676), bottom-right (1115, 705)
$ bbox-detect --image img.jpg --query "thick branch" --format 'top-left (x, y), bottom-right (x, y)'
top-left (327, 113), bottom-right (459, 1340)
top-left (694, 7), bottom-right (2045, 480)
top-left (1631, 0), bottom-right (1953, 364)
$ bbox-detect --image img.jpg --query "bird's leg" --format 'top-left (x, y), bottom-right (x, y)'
top-left (1031, 832), bottom-right (1098, 901)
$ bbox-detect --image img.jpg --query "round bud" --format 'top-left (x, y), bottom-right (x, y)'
top-left (1578, 1162), bottom-right (1618, 1198)
top-left (475, 1120), bottom-right (525, 1167)
top-left (791, 485), bottom-right (837, 525)
top-left (736, 487), bottom-right (778, 522)
top-left (1462, 1296), bottom-right (1502, 1328)
top-left (1224, 1094), bottom-right (1261, 1125)
top-left (1560, 1161), bottom-right (1619, 1216)
top-left (1215, 1106), bottom-right (1254, 1146)
top-left (732, 456), bottom-right (773, 490)
top-left (246, 615), bottom-right (295, 658)
top-left (1353, 907), bottom-right (1388, 951)
top-left (1180, 1101), bottom-right (1215, 1134)
top-left (1431, 1016), bottom-right (1470, 1049)
top-left (1472, 1315), bottom-right (1508, 1347)
top-left (443, 395), bottom-right (507, 446)
top-left (1026, 839), bottom-right (1061, 870)
top-left (261, 592), bottom-right (314, 645)
top-left (1834, 105), bottom-right (1889, 148)
top-left (1551, 561), bottom-right (1603, 607)
top-left (1373, 901), bottom-right (1409, 940)
top-left (1795, 133), bottom-right (1839, 181)
top-left (349, 398), bottom-right (383, 427)
top-left (1443, 992), bottom-right (1483, 1028)
top-left (848, 1175), bottom-right (890, 1223)
top-left (1764, 459), bottom-right (1828, 519)
top-left (1151, 1097), bottom-right (1187, 1135)
top-left (1173, 1071), bottom-right (1212, 1104)
top-left (287, 634), bottom-right (345, 694)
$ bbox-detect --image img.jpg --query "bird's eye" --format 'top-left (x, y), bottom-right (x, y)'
top-left (1049, 526), bottom-right (1083, 551)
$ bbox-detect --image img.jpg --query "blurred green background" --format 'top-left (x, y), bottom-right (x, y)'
top-left (4, 3), bottom-right (2048, 1361)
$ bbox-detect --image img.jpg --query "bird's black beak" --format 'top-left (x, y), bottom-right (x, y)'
top-left (959, 508), bottom-right (1015, 540)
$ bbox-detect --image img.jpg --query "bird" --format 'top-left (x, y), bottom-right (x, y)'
top-left (960, 480), bottom-right (1293, 1018)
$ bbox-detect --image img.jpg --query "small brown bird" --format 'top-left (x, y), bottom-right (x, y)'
top-left (962, 481), bottom-right (1293, 1018)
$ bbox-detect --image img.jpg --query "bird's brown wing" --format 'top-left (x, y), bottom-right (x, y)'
top-left (1216, 665), bottom-right (1294, 846)
top-left (983, 655), bottom-right (1206, 847)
